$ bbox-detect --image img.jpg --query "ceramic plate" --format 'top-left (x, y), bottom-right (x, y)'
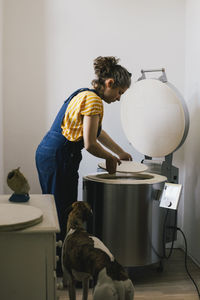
top-left (98, 160), bottom-right (148, 173)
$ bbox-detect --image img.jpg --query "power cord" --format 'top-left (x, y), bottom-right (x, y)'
top-left (167, 226), bottom-right (200, 299)
top-left (160, 209), bottom-right (200, 298)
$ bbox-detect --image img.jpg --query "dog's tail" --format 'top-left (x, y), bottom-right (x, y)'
top-left (106, 260), bottom-right (129, 281)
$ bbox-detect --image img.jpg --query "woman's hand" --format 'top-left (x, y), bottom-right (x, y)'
top-left (106, 156), bottom-right (121, 174)
top-left (98, 130), bottom-right (132, 162)
top-left (118, 152), bottom-right (132, 161)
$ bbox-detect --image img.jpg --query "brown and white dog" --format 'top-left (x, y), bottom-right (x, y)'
top-left (61, 201), bottom-right (134, 300)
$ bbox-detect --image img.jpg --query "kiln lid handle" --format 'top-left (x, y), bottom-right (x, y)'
top-left (138, 68), bottom-right (167, 83)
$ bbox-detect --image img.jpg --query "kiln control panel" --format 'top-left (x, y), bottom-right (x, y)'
top-left (159, 183), bottom-right (182, 210)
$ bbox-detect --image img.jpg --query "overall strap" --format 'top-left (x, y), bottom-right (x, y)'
top-left (50, 88), bottom-right (97, 133)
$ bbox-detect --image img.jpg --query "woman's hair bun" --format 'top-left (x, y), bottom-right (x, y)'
top-left (92, 56), bottom-right (131, 91)
top-left (93, 56), bottom-right (119, 77)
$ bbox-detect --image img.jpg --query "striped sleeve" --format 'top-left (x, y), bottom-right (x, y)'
top-left (81, 92), bottom-right (103, 116)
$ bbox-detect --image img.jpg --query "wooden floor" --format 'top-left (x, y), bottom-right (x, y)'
top-left (57, 249), bottom-right (200, 300)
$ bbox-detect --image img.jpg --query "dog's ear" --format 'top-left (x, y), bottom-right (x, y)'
top-left (82, 202), bottom-right (93, 220)
top-left (65, 204), bottom-right (74, 215)
top-left (72, 202), bottom-right (80, 209)
top-left (72, 202), bottom-right (77, 208)
top-left (84, 201), bottom-right (91, 210)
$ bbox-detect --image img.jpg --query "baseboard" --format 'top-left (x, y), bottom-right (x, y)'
top-left (179, 246), bottom-right (200, 268)
top-left (165, 238), bottom-right (200, 268)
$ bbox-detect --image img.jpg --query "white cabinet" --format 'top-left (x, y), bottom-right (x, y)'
top-left (0, 194), bottom-right (60, 300)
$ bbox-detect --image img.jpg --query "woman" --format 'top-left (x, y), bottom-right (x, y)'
top-left (35, 56), bottom-right (132, 256)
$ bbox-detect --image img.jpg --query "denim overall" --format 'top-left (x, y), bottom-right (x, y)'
top-left (35, 88), bottom-right (101, 245)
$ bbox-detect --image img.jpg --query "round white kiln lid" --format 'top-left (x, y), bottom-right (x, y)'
top-left (0, 203), bottom-right (43, 231)
top-left (121, 79), bottom-right (189, 157)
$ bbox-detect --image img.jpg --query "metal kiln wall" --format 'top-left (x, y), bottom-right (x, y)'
top-left (83, 179), bottom-right (166, 267)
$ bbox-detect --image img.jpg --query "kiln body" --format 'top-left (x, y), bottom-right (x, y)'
top-left (83, 73), bottom-right (189, 267)
top-left (83, 173), bottom-right (167, 266)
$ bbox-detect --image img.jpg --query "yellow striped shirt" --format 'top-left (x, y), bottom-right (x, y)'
top-left (61, 90), bottom-right (103, 141)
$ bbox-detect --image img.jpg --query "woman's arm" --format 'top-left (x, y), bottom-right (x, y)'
top-left (83, 115), bottom-right (121, 173)
top-left (97, 129), bottom-right (132, 161)
top-left (83, 115), bottom-right (115, 159)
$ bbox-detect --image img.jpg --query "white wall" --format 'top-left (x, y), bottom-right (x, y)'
top-left (3, 0), bottom-right (47, 193)
top-left (2, 0), bottom-right (186, 239)
top-left (183, 0), bottom-right (200, 265)
top-left (0, 0), bottom-right (3, 193)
